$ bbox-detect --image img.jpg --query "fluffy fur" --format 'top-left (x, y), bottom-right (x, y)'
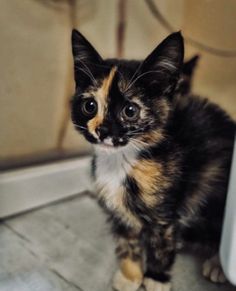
top-left (71, 29), bottom-right (235, 290)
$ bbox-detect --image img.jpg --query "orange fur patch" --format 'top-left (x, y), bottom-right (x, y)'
top-left (100, 66), bottom-right (117, 101)
top-left (87, 115), bottom-right (103, 136)
top-left (120, 258), bottom-right (143, 282)
top-left (87, 67), bottom-right (117, 136)
top-left (131, 159), bottom-right (170, 207)
top-left (139, 129), bottom-right (165, 146)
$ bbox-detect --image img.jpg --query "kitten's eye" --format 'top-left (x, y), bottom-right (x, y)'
top-left (122, 103), bottom-right (140, 121)
top-left (81, 98), bottom-right (97, 117)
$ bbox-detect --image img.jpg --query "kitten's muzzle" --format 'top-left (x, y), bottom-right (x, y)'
top-left (98, 137), bottom-right (128, 149)
top-left (96, 125), bottom-right (128, 147)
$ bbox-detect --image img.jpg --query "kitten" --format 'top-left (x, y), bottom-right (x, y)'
top-left (71, 29), bottom-right (235, 291)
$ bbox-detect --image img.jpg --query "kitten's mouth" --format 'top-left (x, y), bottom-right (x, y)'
top-left (96, 137), bottom-right (128, 149)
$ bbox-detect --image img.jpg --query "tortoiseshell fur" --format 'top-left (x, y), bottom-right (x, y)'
top-left (71, 30), bottom-right (235, 291)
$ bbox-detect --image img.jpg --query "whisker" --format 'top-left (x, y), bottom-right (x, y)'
top-left (127, 132), bottom-right (142, 136)
top-left (130, 138), bottom-right (150, 147)
top-left (129, 140), bottom-right (143, 152)
top-left (124, 62), bottom-right (143, 92)
top-left (75, 57), bottom-right (98, 85)
top-left (124, 70), bottom-right (162, 92)
top-left (127, 129), bottom-right (143, 135)
top-left (127, 125), bottom-right (150, 135)
top-left (130, 139), bottom-right (152, 156)
top-left (75, 67), bottom-right (97, 85)
top-left (74, 124), bottom-right (87, 131)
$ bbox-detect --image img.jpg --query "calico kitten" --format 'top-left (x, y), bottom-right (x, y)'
top-left (71, 29), bottom-right (235, 291)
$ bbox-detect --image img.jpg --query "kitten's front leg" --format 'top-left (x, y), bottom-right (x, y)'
top-left (113, 236), bottom-right (144, 291)
top-left (144, 226), bottom-right (176, 291)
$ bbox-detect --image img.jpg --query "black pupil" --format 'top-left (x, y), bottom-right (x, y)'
top-left (84, 100), bottom-right (96, 114)
top-left (125, 105), bottom-right (136, 118)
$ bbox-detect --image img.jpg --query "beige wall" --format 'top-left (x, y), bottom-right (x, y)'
top-left (1, 0), bottom-right (235, 169)
top-left (0, 0), bottom-right (91, 168)
top-left (182, 0), bottom-right (236, 116)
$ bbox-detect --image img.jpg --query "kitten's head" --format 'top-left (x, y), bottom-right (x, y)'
top-left (71, 29), bottom-right (184, 151)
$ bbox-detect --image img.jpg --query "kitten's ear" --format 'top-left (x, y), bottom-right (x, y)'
top-left (143, 32), bottom-right (184, 75)
top-left (72, 29), bottom-right (103, 64)
top-left (71, 29), bottom-right (103, 87)
top-left (177, 55), bottom-right (199, 95)
top-left (183, 55), bottom-right (199, 77)
top-left (141, 32), bottom-right (184, 94)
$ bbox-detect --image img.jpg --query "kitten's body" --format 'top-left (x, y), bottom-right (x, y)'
top-left (94, 93), bottom-right (234, 235)
top-left (71, 30), bottom-right (235, 290)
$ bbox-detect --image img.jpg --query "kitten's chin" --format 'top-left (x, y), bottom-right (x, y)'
top-left (95, 143), bottom-right (126, 153)
top-left (95, 144), bottom-right (116, 153)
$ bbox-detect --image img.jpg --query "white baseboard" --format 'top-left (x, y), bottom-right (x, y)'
top-left (0, 156), bottom-right (92, 218)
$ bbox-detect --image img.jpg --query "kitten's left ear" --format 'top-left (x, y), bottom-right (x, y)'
top-left (141, 32), bottom-right (184, 92)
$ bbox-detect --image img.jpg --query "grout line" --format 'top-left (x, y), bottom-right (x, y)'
top-left (2, 221), bottom-right (32, 243)
top-left (1, 222), bottom-right (41, 260)
top-left (2, 221), bottom-right (85, 291)
top-left (50, 268), bottom-right (84, 291)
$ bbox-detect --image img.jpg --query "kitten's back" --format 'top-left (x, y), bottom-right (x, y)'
top-left (171, 94), bottom-right (235, 245)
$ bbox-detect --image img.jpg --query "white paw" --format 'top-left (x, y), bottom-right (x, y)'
top-left (143, 278), bottom-right (171, 291)
top-left (112, 270), bottom-right (142, 291)
top-left (202, 255), bottom-right (226, 283)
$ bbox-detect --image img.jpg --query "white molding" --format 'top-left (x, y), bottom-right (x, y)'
top-left (0, 157), bottom-right (92, 218)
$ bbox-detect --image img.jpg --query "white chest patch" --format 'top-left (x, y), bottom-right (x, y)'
top-left (94, 144), bottom-right (138, 208)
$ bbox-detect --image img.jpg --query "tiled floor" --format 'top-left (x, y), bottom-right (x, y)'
top-left (0, 193), bottom-right (235, 291)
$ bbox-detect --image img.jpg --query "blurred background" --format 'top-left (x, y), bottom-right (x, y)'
top-left (1, 0), bottom-right (236, 171)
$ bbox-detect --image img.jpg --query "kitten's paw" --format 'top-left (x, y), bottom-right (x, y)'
top-left (112, 270), bottom-right (142, 291)
top-left (202, 255), bottom-right (226, 283)
top-left (143, 278), bottom-right (171, 291)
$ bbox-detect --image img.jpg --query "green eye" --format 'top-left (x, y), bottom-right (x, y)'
top-left (122, 103), bottom-right (140, 121)
top-left (82, 98), bottom-right (97, 117)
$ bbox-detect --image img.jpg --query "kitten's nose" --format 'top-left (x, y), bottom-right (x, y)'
top-left (96, 125), bottom-right (109, 140)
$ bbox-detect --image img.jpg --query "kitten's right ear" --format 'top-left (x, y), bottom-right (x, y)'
top-left (139, 32), bottom-right (184, 96)
top-left (71, 29), bottom-right (103, 87)
top-left (71, 29), bottom-right (103, 64)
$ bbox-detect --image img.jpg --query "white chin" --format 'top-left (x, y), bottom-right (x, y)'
top-left (97, 143), bottom-right (114, 149)
top-left (95, 142), bottom-right (128, 153)
top-left (95, 144), bottom-right (117, 154)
